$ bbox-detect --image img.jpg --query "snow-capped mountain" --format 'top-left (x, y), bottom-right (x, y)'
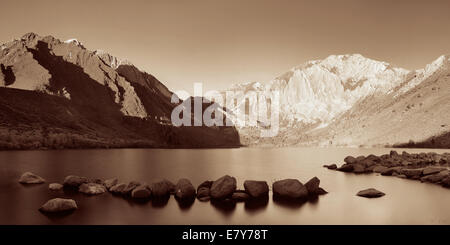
top-left (228, 54), bottom-right (450, 147)
top-left (229, 54), bottom-right (409, 124)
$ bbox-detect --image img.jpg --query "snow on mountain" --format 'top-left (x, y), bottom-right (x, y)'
top-left (228, 54), bottom-right (410, 126)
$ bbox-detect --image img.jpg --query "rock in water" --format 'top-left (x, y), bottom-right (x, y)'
top-left (48, 183), bottom-right (63, 191)
top-left (120, 181), bottom-right (141, 195)
top-left (372, 166), bottom-right (389, 173)
top-left (422, 167), bottom-right (444, 176)
top-left (63, 175), bottom-right (88, 188)
top-left (210, 175), bottom-right (237, 200)
top-left (175, 179), bottom-right (196, 201)
top-left (304, 177), bottom-right (321, 195)
top-left (131, 185), bottom-right (151, 199)
top-left (272, 179), bottom-right (308, 199)
top-left (19, 172), bottom-right (45, 184)
top-left (197, 187), bottom-right (211, 202)
top-left (353, 164), bottom-right (366, 174)
top-left (231, 192), bottom-right (250, 202)
top-left (151, 180), bottom-right (171, 198)
top-left (39, 198), bottom-right (77, 213)
top-left (243, 180), bottom-right (269, 198)
top-left (356, 188), bottom-right (385, 198)
top-left (344, 156), bottom-right (357, 164)
top-left (323, 164), bottom-right (337, 170)
top-left (110, 183), bottom-right (127, 194)
top-left (79, 183), bottom-right (106, 195)
top-left (161, 179), bottom-right (177, 194)
top-left (337, 164), bottom-right (354, 172)
top-left (197, 180), bottom-right (213, 190)
top-left (104, 178), bottom-right (118, 190)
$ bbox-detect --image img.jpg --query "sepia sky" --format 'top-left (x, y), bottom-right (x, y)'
top-left (2, 0), bottom-right (450, 93)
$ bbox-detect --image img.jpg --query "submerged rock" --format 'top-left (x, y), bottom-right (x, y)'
top-left (197, 187), bottom-right (211, 202)
top-left (48, 183), bottom-right (63, 191)
top-left (104, 178), bottom-right (118, 190)
top-left (151, 180), bottom-right (172, 198)
top-left (304, 177), bottom-right (320, 195)
top-left (79, 183), bottom-right (106, 195)
top-left (120, 181), bottom-right (141, 195)
top-left (243, 180), bottom-right (269, 198)
top-left (175, 179), bottom-right (196, 201)
top-left (344, 156), bottom-right (357, 164)
top-left (131, 185), bottom-right (151, 199)
top-left (109, 183), bottom-right (127, 194)
top-left (323, 164), bottom-right (337, 170)
top-left (210, 175), bottom-right (237, 200)
top-left (272, 179), bottom-right (308, 200)
top-left (231, 191), bottom-right (250, 202)
top-left (63, 175), bottom-right (88, 188)
top-left (356, 188), bottom-right (385, 198)
top-left (372, 166), bottom-right (389, 173)
top-left (39, 198), bottom-right (77, 213)
top-left (19, 172), bottom-right (45, 184)
top-left (337, 164), bottom-right (354, 172)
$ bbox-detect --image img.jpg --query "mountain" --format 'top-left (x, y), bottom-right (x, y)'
top-left (226, 54), bottom-right (450, 148)
top-left (0, 33), bottom-right (240, 149)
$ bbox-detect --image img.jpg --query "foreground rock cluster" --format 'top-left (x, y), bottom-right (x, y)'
top-left (324, 151), bottom-right (450, 188)
top-left (18, 172), bottom-right (327, 214)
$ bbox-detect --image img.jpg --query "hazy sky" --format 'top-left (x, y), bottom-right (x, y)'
top-left (2, 0), bottom-right (450, 93)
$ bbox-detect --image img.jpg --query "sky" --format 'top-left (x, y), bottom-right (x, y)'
top-left (2, 0), bottom-right (450, 93)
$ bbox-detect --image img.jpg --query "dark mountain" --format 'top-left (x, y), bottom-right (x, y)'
top-left (0, 33), bottom-right (240, 150)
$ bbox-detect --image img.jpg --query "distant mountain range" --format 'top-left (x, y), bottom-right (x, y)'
top-left (0, 33), bottom-right (240, 149)
top-left (228, 54), bottom-right (450, 148)
top-left (1, 33), bottom-right (449, 149)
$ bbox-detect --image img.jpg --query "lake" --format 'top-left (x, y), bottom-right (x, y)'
top-left (1, 147), bottom-right (450, 225)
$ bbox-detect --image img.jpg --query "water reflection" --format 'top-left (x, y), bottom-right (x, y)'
top-left (2, 147), bottom-right (450, 224)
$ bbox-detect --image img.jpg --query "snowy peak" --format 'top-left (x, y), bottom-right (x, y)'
top-left (64, 38), bottom-right (85, 49)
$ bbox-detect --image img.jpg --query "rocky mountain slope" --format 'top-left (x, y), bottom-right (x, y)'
top-left (0, 33), bottom-right (240, 149)
top-left (228, 54), bottom-right (450, 148)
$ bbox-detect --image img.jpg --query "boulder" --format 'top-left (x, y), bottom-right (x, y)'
top-left (120, 181), bottom-right (141, 195)
top-left (366, 154), bottom-right (381, 163)
top-left (131, 185), bottom-right (151, 199)
top-left (243, 180), bottom-right (269, 198)
top-left (175, 178), bottom-right (196, 201)
top-left (151, 180), bottom-right (172, 198)
top-left (337, 163), bottom-right (354, 172)
top-left (323, 164), bottom-right (338, 170)
top-left (161, 179), bottom-right (176, 194)
top-left (390, 150), bottom-right (399, 158)
top-left (373, 166), bottom-right (389, 173)
top-left (231, 192), bottom-right (249, 202)
top-left (344, 156), bottom-right (357, 164)
top-left (356, 188), bottom-right (385, 198)
top-left (197, 187), bottom-right (211, 202)
top-left (304, 177), bottom-right (320, 194)
top-left (110, 183), bottom-right (127, 194)
top-left (210, 175), bottom-right (237, 200)
top-left (316, 187), bottom-right (328, 195)
top-left (39, 198), bottom-right (77, 213)
top-left (19, 172), bottom-right (45, 184)
top-left (400, 168), bottom-right (423, 178)
top-left (197, 180), bottom-right (213, 190)
top-left (272, 179), bottom-right (308, 200)
top-left (63, 175), bottom-right (88, 188)
top-left (353, 164), bottom-right (366, 174)
top-left (381, 167), bottom-right (402, 176)
top-left (79, 183), bottom-right (106, 195)
top-left (48, 183), bottom-right (63, 191)
top-left (442, 177), bottom-right (450, 188)
top-left (104, 178), bottom-right (118, 190)
top-left (356, 156), bottom-right (366, 162)
top-left (422, 167), bottom-right (444, 176)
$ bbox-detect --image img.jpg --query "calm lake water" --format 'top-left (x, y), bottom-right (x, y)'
top-left (1, 147), bottom-right (450, 225)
